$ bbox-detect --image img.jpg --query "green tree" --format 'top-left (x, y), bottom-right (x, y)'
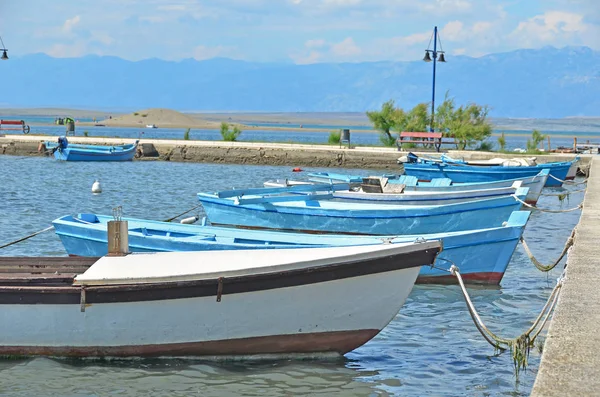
top-left (526, 129), bottom-right (546, 153)
top-left (394, 103), bottom-right (429, 133)
top-left (183, 128), bottom-right (191, 140)
top-left (498, 132), bottom-right (506, 151)
top-left (434, 94), bottom-right (492, 150)
top-left (366, 100), bottom-right (400, 145)
top-left (220, 122), bottom-right (242, 141)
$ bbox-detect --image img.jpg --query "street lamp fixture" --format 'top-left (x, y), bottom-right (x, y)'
top-left (423, 26), bottom-right (446, 131)
top-left (0, 35), bottom-right (8, 60)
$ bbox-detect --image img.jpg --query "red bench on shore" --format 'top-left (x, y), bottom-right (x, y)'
top-left (0, 120), bottom-right (30, 134)
top-left (396, 131), bottom-right (456, 152)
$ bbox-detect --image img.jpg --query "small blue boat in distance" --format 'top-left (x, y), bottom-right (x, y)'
top-left (45, 137), bottom-right (138, 161)
top-left (196, 186), bottom-right (529, 235)
top-left (52, 210), bottom-right (531, 285)
top-left (398, 152), bottom-right (573, 187)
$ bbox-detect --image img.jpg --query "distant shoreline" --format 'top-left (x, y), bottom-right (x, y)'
top-left (1, 107), bottom-right (599, 134)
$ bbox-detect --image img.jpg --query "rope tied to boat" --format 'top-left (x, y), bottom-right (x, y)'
top-left (541, 187), bottom-right (587, 197)
top-left (0, 226), bottom-right (55, 250)
top-left (512, 194), bottom-right (583, 213)
top-left (520, 228), bottom-right (575, 272)
top-left (548, 173), bottom-right (588, 185)
top-left (162, 204), bottom-right (203, 223)
top-left (448, 261), bottom-right (565, 376)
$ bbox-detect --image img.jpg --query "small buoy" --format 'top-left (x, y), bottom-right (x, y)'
top-left (292, 167), bottom-right (303, 172)
top-left (180, 215), bottom-right (199, 224)
top-left (91, 180), bottom-right (102, 194)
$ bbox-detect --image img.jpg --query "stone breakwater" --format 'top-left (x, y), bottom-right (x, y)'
top-left (0, 135), bottom-right (588, 171)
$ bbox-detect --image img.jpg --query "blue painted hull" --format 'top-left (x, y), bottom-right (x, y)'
top-left (49, 142), bottom-right (137, 161)
top-left (403, 161), bottom-right (571, 187)
top-left (197, 188), bottom-right (528, 235)
top-left (53, 211), bottom-right (530, 285)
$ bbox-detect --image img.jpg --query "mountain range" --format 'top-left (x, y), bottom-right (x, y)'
top-left (1, 46), bottom-right (599, 118)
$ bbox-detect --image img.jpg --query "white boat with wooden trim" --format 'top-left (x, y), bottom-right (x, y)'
top-left (0, 241), bottom-right (440, 358)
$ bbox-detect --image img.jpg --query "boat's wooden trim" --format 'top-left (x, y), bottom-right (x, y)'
top-left (417, 271), bottom-right (503, 285)
top-left (0, 257), bottom-right (97, 275)
top-left (0, 329), bottom-right (379, 357)
top-left (0, 247), bottom-right (438, 304)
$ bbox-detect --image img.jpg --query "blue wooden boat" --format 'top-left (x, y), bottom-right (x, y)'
top-left (398, 152), bottom-right (572, 187)
top-left (45, 137), bottom-right (138, 161)
top-left (280, 169), bottom-right (549, 204)
top-left (52, 211), bottom-right (531, 285)
top-left (196, 186), bottom-right (529, 235)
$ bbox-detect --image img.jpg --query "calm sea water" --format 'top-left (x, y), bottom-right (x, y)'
top-left (18, 124), bottom-right (600, 151)
top-left (0, 156), bottom-right (585, 396)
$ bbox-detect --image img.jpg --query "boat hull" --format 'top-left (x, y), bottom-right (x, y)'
top-left (0, 244), bottom-right (438, 358)
top-left (303, 170), bottom-right (548, 204)
top-left (54, 211), bottom-right (529, 285)
top-left (197, 194), bottom-right (526, 235)
top-left (403, 162), bottom-right (570, 187)
top-left (49, 142), bottom-right (138, 161)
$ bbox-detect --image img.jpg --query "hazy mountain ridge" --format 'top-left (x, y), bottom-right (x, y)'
top-left (2, 46), bottom-right (599, 118)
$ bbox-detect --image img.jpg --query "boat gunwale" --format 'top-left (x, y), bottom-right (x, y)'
top-left (0, 244), bottom-right (440, 305)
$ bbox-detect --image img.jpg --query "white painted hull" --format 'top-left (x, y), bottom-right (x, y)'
top-left (0, 267), bottom-right (419, 357)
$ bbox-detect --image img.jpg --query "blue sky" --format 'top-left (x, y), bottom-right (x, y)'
top-left (1, 0), bottom-right (599, 63)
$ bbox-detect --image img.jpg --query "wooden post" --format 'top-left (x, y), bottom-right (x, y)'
top-left (573, 137), bottom-right (577, 153)
top-left (547, 136), bottom-right (551, 152)
top-left (107, 220), bottom-right (129, 256)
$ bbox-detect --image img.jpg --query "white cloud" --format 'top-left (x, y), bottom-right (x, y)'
top-left (511, 11), bottom-right (600, 48)
top-left (62, 15), bottom-right (81, 34)
top-left (441, 21), bottom-right (465, 41)
top-left (330, 37), bottom-right (361, 56)
top-left (292, 50), bottom-right (322, 64)
top-left (46, 41), bottom-right (87, 58)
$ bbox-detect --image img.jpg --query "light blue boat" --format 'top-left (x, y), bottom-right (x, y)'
top-left (300, 169), bottom-right (549, 204)
top-left (52, 211), bottom-right (531, 285)
top-left (45, 137), bottom-right (138, 161)
top-left (399, 153), bottom-right (573, 187)
top-left (196, 186), bottom-right (529, 235)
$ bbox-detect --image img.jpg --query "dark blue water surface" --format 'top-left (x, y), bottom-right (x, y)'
top-left (0, 155), bottom-right (585, 396)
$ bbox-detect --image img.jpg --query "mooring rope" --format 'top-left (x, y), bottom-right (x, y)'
top-left (541, 188), bottom-right (587, 197)
top-left (512, 194), bottom-right (583, 213)
top-left (0, 226), bottom-right (55, 249)
top-left (548, 173), bottom-right (588, 185)
top-left (162, 204), bottom-right (203, 222)
top-left (449, 263), bottom-right (565, 375)
top-left (520, 229), bottom-right (575, 272)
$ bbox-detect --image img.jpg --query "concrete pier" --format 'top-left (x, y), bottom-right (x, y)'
top-left (0, 134), bottom-right (588, 170)
top-left (531, 157), bottom-right (599, 396)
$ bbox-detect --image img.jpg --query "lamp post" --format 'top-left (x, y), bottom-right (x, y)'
top-left (423, 26), bottom-right (445, 131)
top-left (0, 35), bottom-right (8, 60)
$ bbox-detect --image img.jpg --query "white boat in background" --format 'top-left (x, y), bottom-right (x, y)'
top-left (146, 124), bottom-right (157, 129)
top-left (0, 242), bottom-right (440, 358)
